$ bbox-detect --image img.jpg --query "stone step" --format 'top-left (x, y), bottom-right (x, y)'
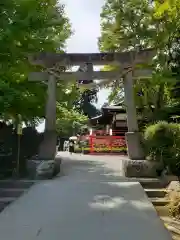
top-left (0, 180), bottom-right (37, 189)
top-left (151, 198), bottom-right (170, 206)
top-left (0, 197), bottom-right (17, 212)
top-left (161, 217), bottom-right (180, 229)
top-left (0, 201), bottom-right (12, 212)
top-left (128, 178), bottom-right (168, 189)
top-left (165, 225), bottom-right (180, 239)
top-left (0, 188), bottom-right (27, 198)
top-left (145, 189), bottom-right (167, 198)
top-left (140, 179), bottom-right (167, 189)
top-left (0, 181), bottom-right (37, 213)
top-left (0, 197), bottom-right (17, 203)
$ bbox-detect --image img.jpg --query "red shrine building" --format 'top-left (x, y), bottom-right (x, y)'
top-left (87, 104), bottom-right (127, 154)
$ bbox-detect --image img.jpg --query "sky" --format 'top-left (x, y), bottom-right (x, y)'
top-left (37, 0), bottom-right (109, 132)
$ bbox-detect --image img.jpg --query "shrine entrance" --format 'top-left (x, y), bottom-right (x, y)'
top-left (86, 103), bottom-right (127, 154)
top-left (28, 49), bottom-right (155, 161)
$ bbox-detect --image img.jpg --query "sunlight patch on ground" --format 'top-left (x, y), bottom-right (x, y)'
top-left (89, 195), bottom-right (126, 210)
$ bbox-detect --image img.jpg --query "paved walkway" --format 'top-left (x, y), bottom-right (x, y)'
top-left (0, 153), bottom-right (172, 240)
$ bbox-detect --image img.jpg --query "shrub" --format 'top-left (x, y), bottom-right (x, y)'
top-left (143, 121), bottom-right (180, 176)
top-left (167, 190), bottom-right (180, 219)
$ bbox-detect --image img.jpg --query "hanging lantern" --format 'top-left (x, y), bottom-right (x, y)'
top-left (89, 128), bottom-right (93, 135)
top-left (106, 125), bottom-right (110, 134)
top-left (109, 129), bottom-right (112, 136)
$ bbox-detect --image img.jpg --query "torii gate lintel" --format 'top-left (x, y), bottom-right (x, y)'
top-left (29, 48), bottom-right (154, 67)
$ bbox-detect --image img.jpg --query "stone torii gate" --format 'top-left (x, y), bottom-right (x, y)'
top-left (29, 49), bottom-right (155, 163)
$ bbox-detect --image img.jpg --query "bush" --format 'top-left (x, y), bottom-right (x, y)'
top-left (167, 190), bottom-right (180, 219)
top-left (143, 121), bottom-right (180, 176)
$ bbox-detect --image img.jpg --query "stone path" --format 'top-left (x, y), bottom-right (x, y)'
top-left (0, 152), bottom-right (172, 240)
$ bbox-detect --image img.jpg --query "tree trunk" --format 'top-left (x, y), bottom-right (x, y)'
top-left (156, 84), bottom-right (164, 110)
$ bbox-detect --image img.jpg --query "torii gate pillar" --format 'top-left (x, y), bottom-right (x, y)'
top-left (123, 70), bottom-right (145, 160)
top-left (38, 75), bottom-right (57, 160)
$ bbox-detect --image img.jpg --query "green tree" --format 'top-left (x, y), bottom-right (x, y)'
top-left (99, 0), bottom-right (153, 52)
top-left (0, 0), bottom-right (72, 123)
top-left (56, 105), bottom-right (87, 137)
top-left (98, 0), bottom-right (180, 123)
top-left (74, 88), bottom-right (100, 118)
top-left (98, 0), bottom-right (155, 112)
top-left (153, 0), bottom-right (180, 121)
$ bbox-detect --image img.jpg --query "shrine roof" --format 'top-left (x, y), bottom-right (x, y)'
top-left (88, 103), bottom-right (127, 126)
top-left (102, 104), bottom-right (126, 113)
top-left (102, 106), bottom-right (125, 112)
top-left (89, 114), bottom-right (113, 126)
top-left (90, 115), bottom-right (103, 121)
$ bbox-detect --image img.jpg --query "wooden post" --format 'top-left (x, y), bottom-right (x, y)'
top-left (123, 70), bottom-right (145, 160)
top-left (38, 75), bottom-right (57, 160)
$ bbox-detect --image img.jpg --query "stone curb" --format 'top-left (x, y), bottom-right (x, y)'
top-left (123, 160), bottom-right (161, 178)
top-left (27, 157), bottom-right (61, 180)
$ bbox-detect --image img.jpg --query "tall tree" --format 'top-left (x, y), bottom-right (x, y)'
top-left (74, 65), bottom-right (100, 118)
top-left (56, 105), bottom-right (87, 137)
top-left (0, 0), bottom-right (72, 123)
top-left (98, 0), bottom-right (180, 122)
top-left (74, 88), bottom-right (100, 118)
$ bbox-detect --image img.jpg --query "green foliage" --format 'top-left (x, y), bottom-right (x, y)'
top-left (99, 0), bottom-right (153, 52)
top-left (99, 0), bottom-right (180, 122)
top-left (56, 105), bottom-right (88, 137)
top-left (0, 0), bottom-right (72, 122)
top-left (0, 0), bottom-right (97, 136)
top-left (143, 121), bottom-right (180, 175)
top-left (135, 75), bottom-right (174, 121)
top-left (74, 88), bottom-right (100, 118)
